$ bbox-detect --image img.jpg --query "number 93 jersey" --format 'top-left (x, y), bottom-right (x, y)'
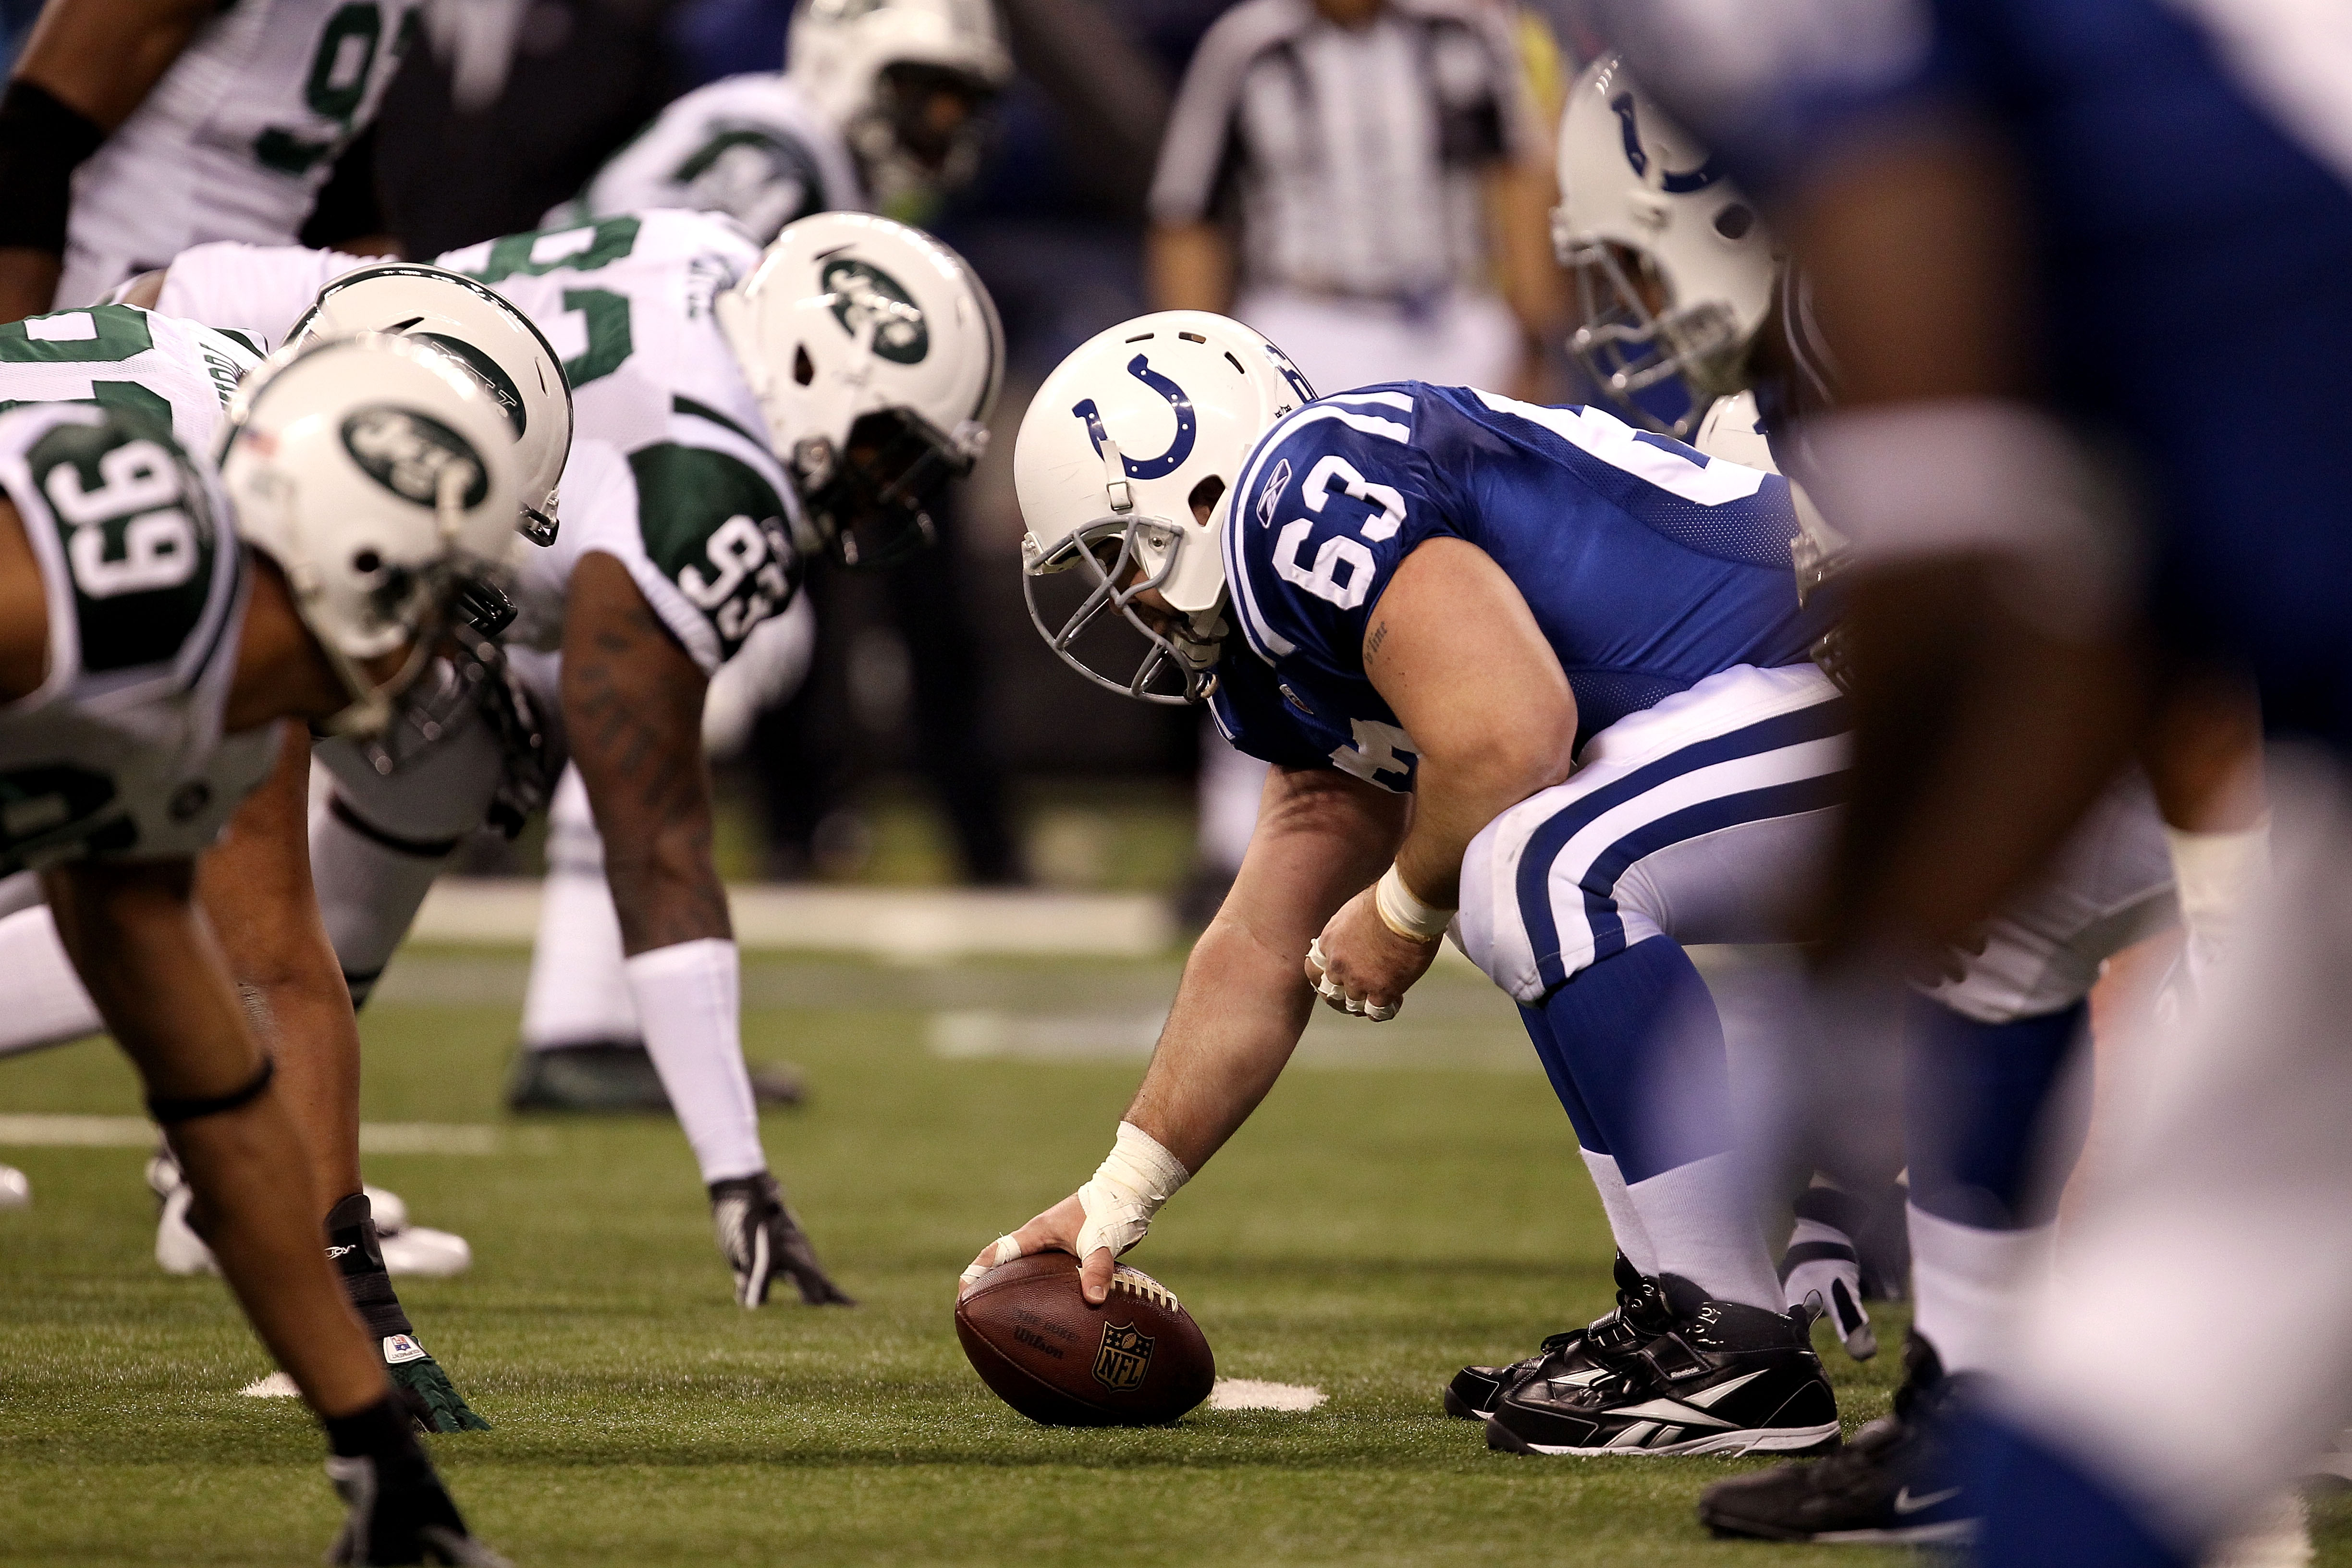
top-left (1212, 383), bottom-right (1829, 792)
top-left (59, 0), bottom-right (424, 309)
top-left (0, 404), bottom-right (276, 876)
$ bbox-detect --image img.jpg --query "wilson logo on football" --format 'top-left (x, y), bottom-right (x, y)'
top-left (1092, 1322), bottom-right (1154, 1392)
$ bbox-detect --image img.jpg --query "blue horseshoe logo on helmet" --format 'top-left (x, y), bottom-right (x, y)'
top-left (1610, 92), bottom-right (1719, 195)
top-left (1072, 355), bottom-right (1197, 480)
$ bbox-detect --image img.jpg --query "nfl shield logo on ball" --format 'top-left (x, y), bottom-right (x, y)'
top-left (1093, 1322), bottom-right (1154, 1392)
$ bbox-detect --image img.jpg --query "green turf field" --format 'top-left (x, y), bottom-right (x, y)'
top-left (3, 946), bottom-right (2346, 1566)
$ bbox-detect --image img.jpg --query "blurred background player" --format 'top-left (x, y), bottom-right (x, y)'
top-left (0, 0), bottom-right (414, 318)
top-left (1143, 0), bottom-right (1564, 921)
top-left (1608, 0), bottom-right (2352, 1561)
top-left (0, 333), bottom-right (522, 1559)
top-left (979, 308), bottom-right (1847, 1458)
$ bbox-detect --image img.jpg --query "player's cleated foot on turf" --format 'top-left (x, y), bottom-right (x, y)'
top-left (1780, 1188), bottom-right (1876, 1360)
top-left (710, 1171), bottom-right (855, 1307)
top-left (325, 1442), bottom-right (509, 1566)
top-left (149, 1155), bottom-right (471, 1278)
top-left (0, 1162), bottom-right (28, 1210)
top-left (1698, 1333), bottom-right (1973, 1544)
top-left (507, 1041), bottom-right (807, 1113)
top-left (1445, 1252), bottom-right (1674, 1420)
top-left (1486, 1273), bottom-right (1839, 1457)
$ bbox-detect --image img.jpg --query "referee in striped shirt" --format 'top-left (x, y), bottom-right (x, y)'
top-left (1146, 0), bottom-right (1561, 397)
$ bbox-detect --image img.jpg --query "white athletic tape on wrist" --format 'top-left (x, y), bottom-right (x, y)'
top-left (1797, 400), bottom-right (2132, 637)
top-left (1374, 865), bottom-right (1453, 942)
top-left (1074, 1121), bottom-right (1189, 1262)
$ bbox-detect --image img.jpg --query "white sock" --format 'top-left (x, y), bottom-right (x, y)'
top-left (1909, 1201), bottom-right (2055, 1375)
top-left (2165, 818), bottom-right (2271, 985)
top-left (1579, 1149), bottom-right (1660, 1276)
top-left (625, 939), bottom-right (765, 1186)
top-left (0, 904), bottom-right (102, 1058)
top-left (1626, 1150), bottom-right (1783, 1311)
top-left (309, 794), bottom-right (454, 1005)
top-left (520, 768), bottom-right (639, 1049)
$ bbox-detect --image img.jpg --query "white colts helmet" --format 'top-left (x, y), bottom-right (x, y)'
top-left (1015, 310), bottom-right (1316, 705)
top-left (785, 0), bottom-right (1011, 213)
top-left (1554, 53), bottom-right (1778, 440)
top-left (715, 209), bottom-right (1002, 568)
top-left (219, 333), bottom-right (524, 736)
top-left (286, 262), bottom-right (573, 547)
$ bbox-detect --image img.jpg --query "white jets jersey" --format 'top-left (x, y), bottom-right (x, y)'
top-left (0, 306), bottom-right (263, 460)
top-left (0, 404), bottom-right (277, 874)
top-left (59, 0), bottom-right (425, 309)
top-left (545, 74), bottom-right (866, 246)
top-left (156, 209), bottom-right (801, 674)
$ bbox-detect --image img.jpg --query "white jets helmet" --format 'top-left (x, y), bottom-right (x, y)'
top-left (1554, 53), bottom-right (1778, 440)
top-left (785, 0), bottom-right (1011, 213)
top-left (715, 209), bottom-right (1002, 568)
top-left (285, 261), bottom-right (572, 547)
top-left (219, 333), bottom-right (524, 736)
top-left (1015, 310), bottom-right (1316, 705)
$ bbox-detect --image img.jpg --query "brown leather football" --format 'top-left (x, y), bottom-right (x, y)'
top-left (956, 1252), bottom-right (1215, 1426)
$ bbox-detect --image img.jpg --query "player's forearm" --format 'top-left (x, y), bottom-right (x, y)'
top-left (1147, 221), bottom-right (1237, 314)
top-left (1481, 160), bottom-right (1565, 345)
top-left (12, 0), bottom-right (215, 129)
top-left (1125, 767), bottom-right (1404, 1169)
top-left (1393, 742), bottom-right (1569, 908)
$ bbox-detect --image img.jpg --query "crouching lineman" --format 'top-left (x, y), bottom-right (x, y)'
top-left (969, 309), bottom-right (1847, 1456)
top-left (0, 295), bottom-right (508, 1427)
top-left (0, 335), bottom-right (519, 1560)
top-left (129, 208), bottom-right (1001, 1305)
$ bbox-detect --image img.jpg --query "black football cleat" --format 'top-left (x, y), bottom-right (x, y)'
top-left (1698, 1334), bottom-right (1976, 1544)
top-left (1445, 1253), bottom-right (1674, 1420)
top-left (1486, 1273), bottom-right (1839, 1457)
top-left (508, 1040), bottom-right (805, 1112)
top-left (710, 1171), bottom-right (855, 1307)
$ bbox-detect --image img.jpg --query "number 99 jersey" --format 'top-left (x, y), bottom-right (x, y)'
top-left (59, 0), bottom-right (425, 310)
top-left (0, 404), bottom-right (276, 876)
top-left (1212, 383), bottom-right (1829, 791)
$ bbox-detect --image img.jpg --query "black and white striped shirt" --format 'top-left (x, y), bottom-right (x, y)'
top-left (1149, 0), bottom-right (1543, 301)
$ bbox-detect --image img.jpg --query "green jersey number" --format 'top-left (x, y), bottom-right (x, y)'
top-left (0, 310), bottom-right (175, 431)
top-left (558, 288), bottom-right (633, 389)
top-left (255, 0), bottom-right (412, 175)
top-left (466, 217), bottom-right (643, 284)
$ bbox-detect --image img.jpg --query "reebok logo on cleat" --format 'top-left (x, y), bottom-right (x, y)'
top-left (326, 1243), bottom-right (357, 1260)
top-left (381, 1334), bottom-right (428, 1365)
top-left (1894, 1486), bottom-right (1961, 1515)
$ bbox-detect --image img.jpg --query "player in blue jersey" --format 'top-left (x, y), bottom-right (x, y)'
top-left (969, 308), bottom-right (1845, 1458)
top-left (1608, 1), bottom-right (2352, 1562)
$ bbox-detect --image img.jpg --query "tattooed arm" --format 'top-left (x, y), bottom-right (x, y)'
top-left (559, 552), bottom-right (729, 953)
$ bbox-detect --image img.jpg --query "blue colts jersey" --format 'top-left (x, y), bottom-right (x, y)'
top-left (1210, 383), bottom-right (1827, 791)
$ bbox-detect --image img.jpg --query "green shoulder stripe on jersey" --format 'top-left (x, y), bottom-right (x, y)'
top-left (0, 307), bottom-right (155, 365)
top-left (0, 381), bottom-right (173, 434)
top-left (466, 216), bottom-right (644, 284)
top-left (26, 416), bottom-right (221, 677)
top-left (629, 442), bottom-right (797, 661)
top-left (672, 394), bottom-right (762, 448)
top-left (217, 329), bottom-right (264, 357)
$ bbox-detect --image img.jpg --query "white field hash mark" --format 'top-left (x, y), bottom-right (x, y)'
top-left (240, 1373), bottom-right (301, 1399)
top-left (1208, 1380), bottom-right (1327, 1412)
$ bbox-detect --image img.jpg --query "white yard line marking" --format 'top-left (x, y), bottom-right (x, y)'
top-left (0, 1115), bottom-right (531, 1155)
top-left (239, 1373), bottom-right (300, 1399)
top-left (1208, 1379), bottom-right (1328, 1412)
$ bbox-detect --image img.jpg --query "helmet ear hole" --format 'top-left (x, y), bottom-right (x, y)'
top-left (793, 345), bottom-right (816, 386)
top-left (352, 549), bottom-right (381, 575)
top-left (1714, 204), bottom-right (1755, 240)
top-left (1186, 474), bottom-right (1226, 524)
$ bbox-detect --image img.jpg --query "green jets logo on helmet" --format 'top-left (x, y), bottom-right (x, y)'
top-left (821, 258), bottom-right (929, 366)
top-left (342, 407), bottom-right (489, 510)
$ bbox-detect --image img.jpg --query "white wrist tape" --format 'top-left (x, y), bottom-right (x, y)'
top-left (1074, 1121), bottom-right (1189, 1262)
top-left (1798, 400), bottom-right (2132, 637)
top-left (1374, 864), bottom-right (1453, 942)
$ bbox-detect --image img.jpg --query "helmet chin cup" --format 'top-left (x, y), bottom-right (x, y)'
top-left (1021, 516), bottom-right (1216, 706)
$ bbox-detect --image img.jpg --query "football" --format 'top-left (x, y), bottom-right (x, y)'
top-left (955, 1252), bottom-right (1215, 1426)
